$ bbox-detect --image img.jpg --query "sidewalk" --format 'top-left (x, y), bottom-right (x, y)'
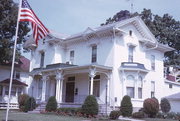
top-left (119, 116), bottom-right (145, 121)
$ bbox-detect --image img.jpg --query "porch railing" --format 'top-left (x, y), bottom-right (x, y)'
top-left (0, 103), bottom-right (19, 109)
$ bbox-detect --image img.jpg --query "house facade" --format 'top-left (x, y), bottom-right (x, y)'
top-left (25, 16), bottom-right (180, 112)
top-left (0, 57), bottom-right (30, 109)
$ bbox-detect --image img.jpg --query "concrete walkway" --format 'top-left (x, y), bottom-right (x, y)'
top-left (119, 116), bottom-right (145, 121)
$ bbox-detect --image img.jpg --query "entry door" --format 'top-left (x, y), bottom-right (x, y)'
top-left (65, 82), bottom-right (75, 102)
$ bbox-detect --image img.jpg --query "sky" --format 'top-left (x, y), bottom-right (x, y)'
top-left (14, 0), bottom-right (180, 36)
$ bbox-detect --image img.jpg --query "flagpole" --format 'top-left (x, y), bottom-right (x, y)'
top-left (5, 0), bottom-right (22, 121)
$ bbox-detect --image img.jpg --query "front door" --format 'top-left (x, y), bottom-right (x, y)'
top-left (65, 82), bottom-right (75, 102)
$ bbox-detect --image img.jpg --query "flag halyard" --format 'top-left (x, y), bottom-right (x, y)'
top-left (19, 0), bottom-right (49, 45)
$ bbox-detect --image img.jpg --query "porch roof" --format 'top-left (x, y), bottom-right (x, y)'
top-left (30, 63), bottom-right (112, 75)
top-left (119, 62), bottom-right (149, 73)
top-left (0, 78), bottom-right (28, 86)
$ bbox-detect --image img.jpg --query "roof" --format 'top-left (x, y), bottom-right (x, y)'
top-left (0, 78), bottom-right (28, 86)
top-left (165, 92), bottom-right (180, 100)
top-left (120, 62), bottom-right (149, 73)
top-left (0, 56), bottom-right (30, 72)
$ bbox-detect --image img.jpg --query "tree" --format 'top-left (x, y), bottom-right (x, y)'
top-left (0, 0), bottom-right (30, 64)
top-left (101, 9), bottom-right (180, 66)
top-left (160, 98), bottom-right (171, 113)
top-left (81, 95), bottom-right (99, 116)
top-left (120, 95), bottom-right (133, 117)
top-left (45, 96), bottom-right (57, 112)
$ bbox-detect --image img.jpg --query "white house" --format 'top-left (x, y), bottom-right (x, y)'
top-left (0, 56), bottom-right (30, 109)
top-left (25, 16), bottom-right (180, 113)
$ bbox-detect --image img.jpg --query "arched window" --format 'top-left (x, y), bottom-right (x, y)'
top-left (126, 75), bottom-right (135, 98)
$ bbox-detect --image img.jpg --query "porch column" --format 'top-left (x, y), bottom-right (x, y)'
top-left (56, 70), bottom-right (64, 103)
top-left (41, 75), bottom-right (48, 102)
top-left (89, 67), bottom-right (96, 95)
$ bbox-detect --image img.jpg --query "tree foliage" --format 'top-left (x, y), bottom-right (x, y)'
top-left (101, 9), bottom-right (180, 66)
top-left (143, 98), bottom-right (159, 118)
top-left (120, 95), bottom-right (133, 117)
top-left (160, 98), bottom-right (171, 113)
top-left (81, 95), bottom-right (99, 116)
top-left (0, 0), bottom-right (30, 64)
top-left (46, 96), bottom-right (57, 112)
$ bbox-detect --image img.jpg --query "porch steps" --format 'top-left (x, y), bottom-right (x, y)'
top-left (98, 104), bottom-right (113, 115)
top-left (29, 103), bottom-right (46, 113)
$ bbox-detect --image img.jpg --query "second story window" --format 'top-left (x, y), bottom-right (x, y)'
top-left (151, 81), bottom-right (155, 98)
top-left (91, 45), bottom-right (97, 63)
top-left (70, 50), bottom-right (74, 64)
top-left (151, 55), bottom-right (155, 71)
top-left (40, 52), bottom-right (45, 68)
top-left (128, 46), bottom-right (134, 62)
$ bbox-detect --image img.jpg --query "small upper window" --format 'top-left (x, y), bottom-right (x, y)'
top-left (40, 51), bottom-right (45, 68)
top-left (151, 55), bottom-right (155, 71)
top-left (129, 30), bottom-right (132, 36)
top-left (128, 46), bottom-right (134, 62)
top-left (91, 45), bottom-right (97, 63)
top-left (70, 50), bottom-right (74, 64)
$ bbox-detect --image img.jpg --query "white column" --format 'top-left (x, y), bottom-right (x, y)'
top-left (55, 70), bottom-right (64, 104)
top-left (89, 67), bottom-right (96, 95)
top-left (41, 75), bottom-right (47, 102)
top-left (59, 79), bottom-right (63, 103)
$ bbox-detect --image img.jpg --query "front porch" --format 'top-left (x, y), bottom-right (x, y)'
top-left (30, 63), bottom-right (113, 108)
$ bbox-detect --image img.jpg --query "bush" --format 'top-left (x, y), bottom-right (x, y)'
top-left (46, 96), bottom-right (57, 112)
top-left (18, 94), bottom-right (29, 111)
top-left (81, 95), bottom-right (98, 116)
top-left (160, 98), bottom-right (171, 113)
top-left (132, 112), bottom-right (145, 119)
top-left (109, 110), bottom-right (121, 120)
top-left (57, 107), bottom-right (81, 116)
top-left (24, 97), bottom-right (36, 112)
top-left (143, 98), bottom-right (159, 118)
top-left (120, 95), bottom-right (133, 117)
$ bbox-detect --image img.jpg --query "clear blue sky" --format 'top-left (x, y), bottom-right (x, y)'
top-left (15, 0), bottom-right (180, 35)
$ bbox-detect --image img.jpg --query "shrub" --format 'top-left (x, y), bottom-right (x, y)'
top-left (132, 112), bottom-right (145, 119)
top-left (143, 98), bottom-right (159, 118)
top-left (46, 96), bottom-right (57, 112)
top-left (81, 95), bottom-right (98, 116)
top-left (109, 110), bottom-right (121, 120)
top-left (18, 94), bottom-right (29, 111)
top-left (57, 107), bottom-right (81, 116)
top-left (160, 98), bottom-right (171, 113)
top-left (24, 97), bottom-right (36, 112)
top-left (120, 95), bottom-right (133, 117)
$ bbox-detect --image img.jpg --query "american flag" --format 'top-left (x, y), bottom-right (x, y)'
top-left (19, 0), bottom-right (49, 45)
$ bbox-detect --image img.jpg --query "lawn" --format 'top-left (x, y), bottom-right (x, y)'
top-left (0, 110), bottom-right (178, 121)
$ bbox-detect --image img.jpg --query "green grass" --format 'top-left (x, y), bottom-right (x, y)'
top-left (0, 110), bottom-right (178, 121)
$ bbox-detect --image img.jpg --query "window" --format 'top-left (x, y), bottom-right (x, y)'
top-left (38, 80), bottom-right (43, 98)
top-left (40, 52), bottom-right (45, 68)
top-left (18, 87), bottom-right (22, 96)
top-left (126, 75), bottom-right (135, 98)
top-left (5, 86), bottom-right (9, 95)
top-left (91, 45), bottom-right (97, 63)
top-left (0, 85), bottom-right (2, 95)
top-left (138, 76), bottom-right (143, 99)
top-left (128, 46), bottom-right (134, 62)
top-left (11, 87), bottom-right (16, 96)
top-left (151, 81), bottom-right (155, 98)
top-left (129, 30), bottom-right (132, 36)
top-left (169, 84), bottom-right (173, 89)
top-left (151, 55), bottom-right (155, 70)
top-left (70, 50), bottom-right (74, 64)
top-left (68, 76), bottom-right (75, 81)
top-left (16, 71), bottom-right (20, 79)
